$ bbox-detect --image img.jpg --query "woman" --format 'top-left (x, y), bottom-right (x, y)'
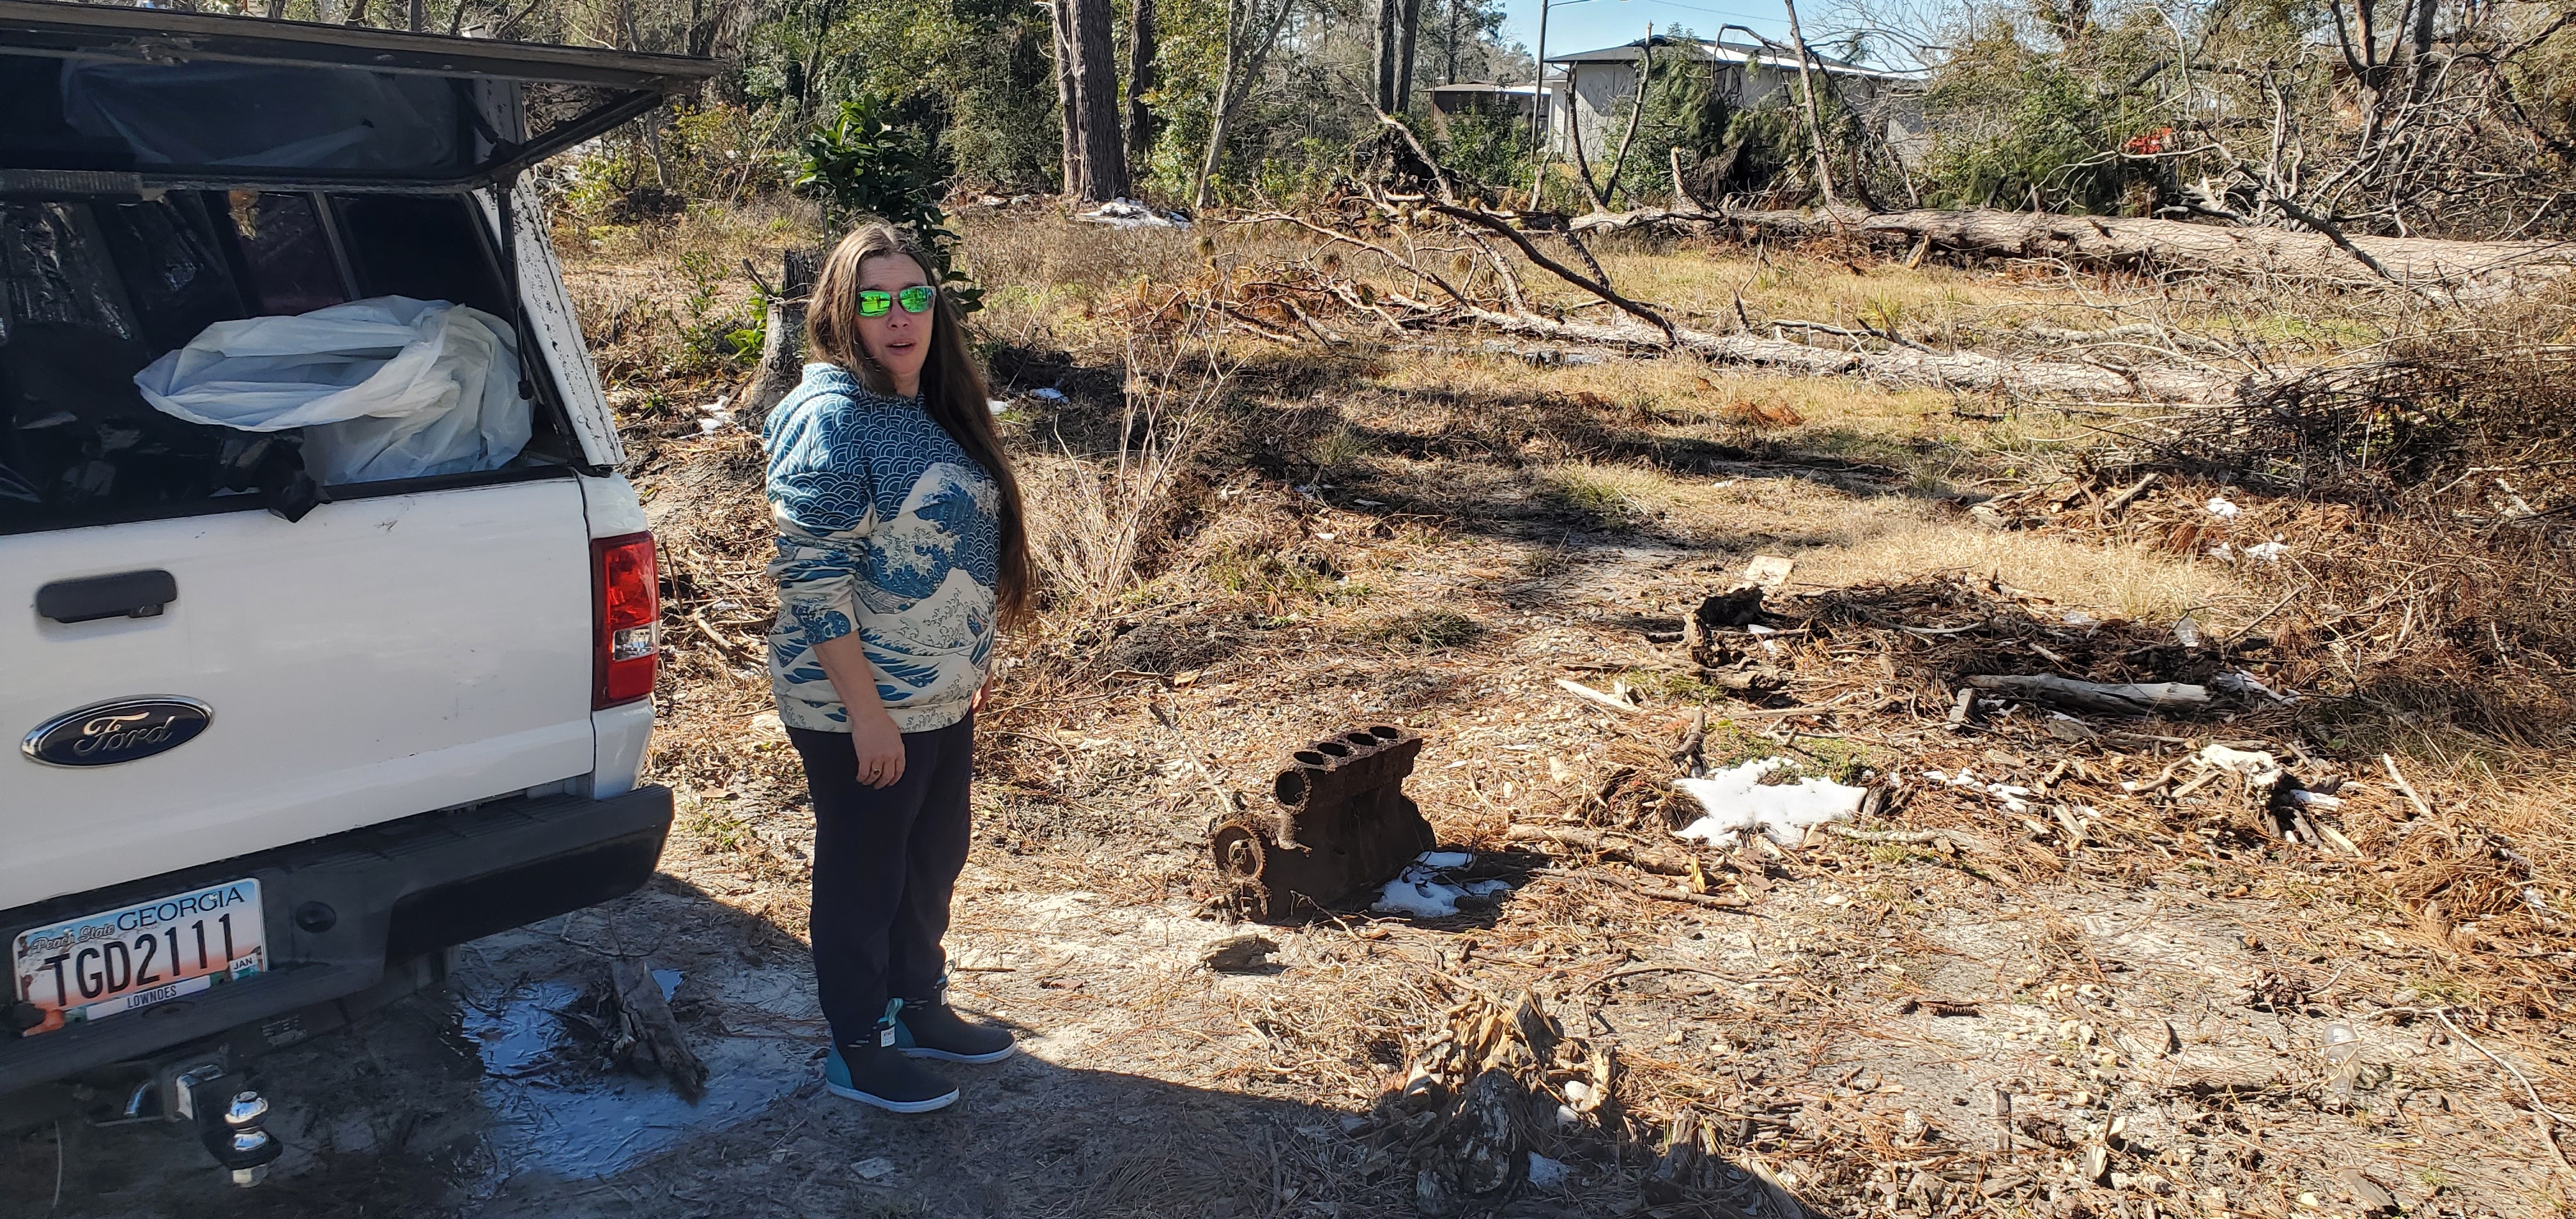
top-left (762, 221), bottom-right (1032, 1114)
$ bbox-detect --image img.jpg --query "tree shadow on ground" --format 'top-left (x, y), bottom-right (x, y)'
top-left (4, 869), bottom-right (1827, 1219)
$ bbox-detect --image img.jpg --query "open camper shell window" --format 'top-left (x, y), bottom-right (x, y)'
top-left (0, 1), bottom-right (714, 533)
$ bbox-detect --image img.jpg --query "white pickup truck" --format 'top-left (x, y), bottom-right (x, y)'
top-left (0, 1), bottom-right (712, 1177)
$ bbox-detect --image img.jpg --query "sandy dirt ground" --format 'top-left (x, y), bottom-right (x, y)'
top-left (6, 217), bottom-right (2568, 1219)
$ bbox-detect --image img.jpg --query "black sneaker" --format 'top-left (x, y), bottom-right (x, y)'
top-left (824, 1040), bottom-right (959, 1113)
top-left (893, 985), bottom-right (1017, 1064)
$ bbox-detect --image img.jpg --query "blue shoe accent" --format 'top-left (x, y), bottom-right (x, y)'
top-left (822, 1002), bottom-right (960, 1113)
top-left (824, 1044), bottom-right (959, 1113)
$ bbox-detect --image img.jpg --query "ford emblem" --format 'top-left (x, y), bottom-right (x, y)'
top-left (22, 698), bottom-right (212, 768)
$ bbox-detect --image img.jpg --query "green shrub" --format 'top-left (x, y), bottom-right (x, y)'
top-left (675, 251), bottom-right (764, 372)
top-left (795, 99), bottom-right (983, 312)
top-left (1435, 109), bottom-right (1533, 203)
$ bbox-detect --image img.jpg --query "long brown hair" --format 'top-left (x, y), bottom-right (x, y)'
top-left (807, 221), bottom-right (1032, 624)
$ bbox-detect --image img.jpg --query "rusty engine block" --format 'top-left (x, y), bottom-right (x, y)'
top-left (1209, 725), bottom-right (1436, 921)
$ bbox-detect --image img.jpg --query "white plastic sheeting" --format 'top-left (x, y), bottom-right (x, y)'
top-left (1372, 852), bottom-right (1513, 917)
top-left (136, 296), bottom-right (529, 486)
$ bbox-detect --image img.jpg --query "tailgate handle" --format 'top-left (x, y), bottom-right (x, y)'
top-left (36, 570), bottom-right (178, 624)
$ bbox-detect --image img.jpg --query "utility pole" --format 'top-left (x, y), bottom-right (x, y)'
top-left (1529, 0), bottom-right (1616, 209)
top-left (1528, 0), bottom-right (1551, 208)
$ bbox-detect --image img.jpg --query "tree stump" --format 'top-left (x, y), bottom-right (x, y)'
top-left (740, 247), bottom-right (821, 430)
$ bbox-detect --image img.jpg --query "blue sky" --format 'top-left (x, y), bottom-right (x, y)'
top-left (1488, 0), bottom-right (1800, 65)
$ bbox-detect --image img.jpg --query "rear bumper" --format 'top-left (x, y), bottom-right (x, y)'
top-left (0, 785), bottom-right (671, 1098)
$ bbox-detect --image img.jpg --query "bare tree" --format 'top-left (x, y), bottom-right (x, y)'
top-left (1052, 0), bottom-right (1084, 195)
top-left (1394, 0), bottom-right (1423, 111)
top-left (1193, 0), bottom-right (1296, 208)
top-left (1066, 0), bottom-right (1130, 202)
top-left (1445, 0), bottom-right (1460, 85)
top-left (1373, 0), bottom-right (1399, 112)
top-left (1127, 0), bottom-right (1158, 171)
top-left (1780, 0), bottom-right (1838, 209)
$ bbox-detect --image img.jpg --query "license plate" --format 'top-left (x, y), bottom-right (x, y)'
top-left (12, 879), bottom-right (266, 1036)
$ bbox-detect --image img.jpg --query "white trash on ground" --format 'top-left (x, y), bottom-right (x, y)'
top-left (1671, 758), bottom-right (1867, 847)
top-left (1074, 198), bottom-right (1190, 229)
top-left (2212, 670), bottom-right (2296, 704)
top-left (1372, 851), bottom-right (1512, 917)
top-left (2195, 744), bottom-right (2285, 790)
top-left (1921, 766), bottom-right (2034, 814)
top-left (136, 296), bottom-right (528, 486)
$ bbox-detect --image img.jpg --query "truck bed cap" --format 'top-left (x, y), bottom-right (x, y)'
top-left (0, 0), bottom-right (720, 190)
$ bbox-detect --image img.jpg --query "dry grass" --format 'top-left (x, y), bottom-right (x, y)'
top-left (567, 205), bottom-right (2575, 1219)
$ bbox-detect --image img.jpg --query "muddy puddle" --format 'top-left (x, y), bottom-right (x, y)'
top-left (463, 974), bottom-right (811, 1183)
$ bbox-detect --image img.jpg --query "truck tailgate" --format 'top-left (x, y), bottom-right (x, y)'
top-left (3, 479), bottom-right (596, 912)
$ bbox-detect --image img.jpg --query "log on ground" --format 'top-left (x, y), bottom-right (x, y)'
top-left (1567, 206), bottom-right (2575, 298)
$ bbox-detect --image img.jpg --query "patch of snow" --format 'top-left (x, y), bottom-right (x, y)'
top-left (987, 398), bottom-right (1013, 415)
top-left (2246, 540), bottom-right (2289, 562)
top-left (1029, 387), bottom-right (1067, 402)
top-left (1462, 878), bottom-right (1515, 898)
top-left (1671, 758), bottom-right (1866, 848)
top-left (2205, 496), bottom-right (2242, 519)
top-left (1528, 1153), bottom-right (1572, 1188)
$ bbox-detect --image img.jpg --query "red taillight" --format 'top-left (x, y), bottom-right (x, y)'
top-left (594, 532), bottom-right (660, 709)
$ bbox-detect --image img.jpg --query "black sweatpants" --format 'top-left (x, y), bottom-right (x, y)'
top-left (787, 715), bottom-right (975, 1054)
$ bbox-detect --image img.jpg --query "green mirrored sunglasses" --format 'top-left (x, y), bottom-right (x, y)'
top-left (855, 286), bottom-right (937, 317)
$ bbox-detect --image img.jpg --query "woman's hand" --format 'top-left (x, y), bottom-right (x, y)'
top-left (850, 706), bottom-right (907, 788)
top-left (970, 671), bottom-right (995, 713)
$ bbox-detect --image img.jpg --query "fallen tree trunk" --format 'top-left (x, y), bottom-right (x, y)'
top-left (1503, 824), bottom-right (1698, 876)
top-left (1457, 307), bottom-right (2247, 402)
top-left (1964, 673), bottom-right (2212, 717)
top-left (1568, 204), bottom-right (2575, 298)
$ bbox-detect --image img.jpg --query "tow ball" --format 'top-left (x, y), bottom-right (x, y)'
top-left (173, 1066), bottom-right (284, 1186)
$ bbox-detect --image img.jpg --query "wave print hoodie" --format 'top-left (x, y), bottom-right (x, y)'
top-left (761, 364), bottom-right (1000, 733)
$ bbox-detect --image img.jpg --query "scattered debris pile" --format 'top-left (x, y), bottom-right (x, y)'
top-left (1371, 989), bottom-right (1587, 1216)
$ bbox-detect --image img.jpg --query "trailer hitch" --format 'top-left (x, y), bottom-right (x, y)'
top-left (174, 1066), bottom-right (283, 1186)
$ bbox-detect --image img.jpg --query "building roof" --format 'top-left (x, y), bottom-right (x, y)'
top-left (1545, 34), bottom-right (1917, 81)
